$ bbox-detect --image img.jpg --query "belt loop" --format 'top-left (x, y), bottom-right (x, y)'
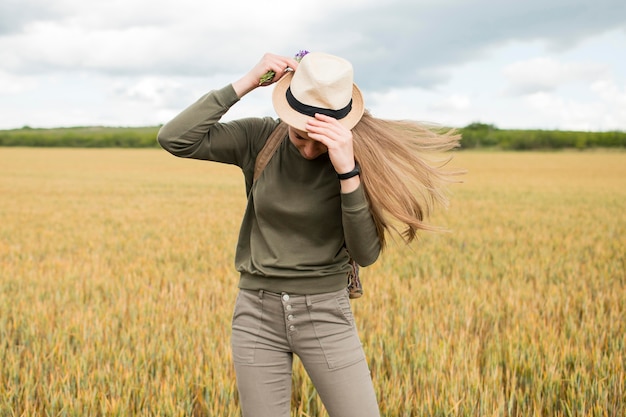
top-left (258, 289), bottom-right (264, 300)
top-left (305, 294), bottom-right (312, 308)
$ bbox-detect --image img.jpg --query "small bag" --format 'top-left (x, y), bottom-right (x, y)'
top-left (347, 258), bottom-right (363, 299)
top-left (254, 122), bottom-right (364, 299)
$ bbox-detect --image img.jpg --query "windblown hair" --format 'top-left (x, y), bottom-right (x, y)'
top-left (352, 111), bottom-right (463, 249)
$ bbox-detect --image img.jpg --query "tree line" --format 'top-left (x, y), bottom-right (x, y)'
top-left (459, 123), bottom-right (626, 150)
top-left (1, 123), bottom-right (625, 150)
top-left (0, 126), bottom-right (160, 148)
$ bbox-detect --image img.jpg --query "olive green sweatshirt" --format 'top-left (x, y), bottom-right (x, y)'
top-left (157, 84), bottom-right (380, 294)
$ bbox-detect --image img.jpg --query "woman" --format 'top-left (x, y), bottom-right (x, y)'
top-left (157, 52), bottom-right (460, 417)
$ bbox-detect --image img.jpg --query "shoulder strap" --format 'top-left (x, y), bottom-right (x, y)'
top-left (254, 122), bottom-right (288, 182)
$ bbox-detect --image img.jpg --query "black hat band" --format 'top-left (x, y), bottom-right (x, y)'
top-left (286, 87), bottom-right (352, 120)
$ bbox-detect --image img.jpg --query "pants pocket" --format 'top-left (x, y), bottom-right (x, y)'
top-left (231, 290), bottom-right (263, 364)
top-left (310, 290), bottom-right (365, 369)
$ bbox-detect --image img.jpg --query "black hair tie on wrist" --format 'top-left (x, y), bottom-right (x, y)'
top-left (337, 162), bottom-right (360, 180)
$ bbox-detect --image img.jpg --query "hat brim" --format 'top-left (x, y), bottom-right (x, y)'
top-left (272, 72), bottom-right (365, 131)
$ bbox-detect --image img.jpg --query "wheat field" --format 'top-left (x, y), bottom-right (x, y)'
top-left (1, 148), bottom-right (624, 416)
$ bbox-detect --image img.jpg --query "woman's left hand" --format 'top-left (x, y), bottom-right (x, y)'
top-left (305, 113), bottom-right (357, 175)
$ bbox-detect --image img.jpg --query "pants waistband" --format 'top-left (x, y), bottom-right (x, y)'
top-left (241, 288), bottom-right (348, 306)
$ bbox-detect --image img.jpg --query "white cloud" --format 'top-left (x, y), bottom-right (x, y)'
top-left (502, 57), bottom-right (608, 95)
top-left (112, 77), bottom-right (183, 105)
top-left (430, 95), bottom-right (471, 112)
top-left (515, 80), bottom-right (626, 132)
top-left (0, 70), bottom-right (38, 94)
top-left (366, 88), bottom-right (475, 128)
top-left (523, 92), bottom-right (599, 130)
top-left (591, 79), bottom-right (626, 106)
top-left (589, 79), bottom-right (626, 129)
top-left (367, 88), bottom-right (431, 121)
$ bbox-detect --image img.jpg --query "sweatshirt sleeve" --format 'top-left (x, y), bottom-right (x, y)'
top-left (157, 84), bottom-right (276, 170)
top-left (341, 184), bottom-right (381, 266)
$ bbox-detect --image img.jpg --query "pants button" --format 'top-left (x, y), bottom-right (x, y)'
top-left (287, 314), bottom-right (294, 321)
top-left (282, 294), bottom-right (290, 302)
top-left (289, 325), bottom-right (296, 331)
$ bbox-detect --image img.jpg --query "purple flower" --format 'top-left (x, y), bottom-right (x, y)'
top-left (294, 50), bottom-right (309, 62)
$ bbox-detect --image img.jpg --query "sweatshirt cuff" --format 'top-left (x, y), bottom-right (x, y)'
top-left (213, 84), bottom-right (241, 108)
top-left (341, 184), bottom-right (369, 211)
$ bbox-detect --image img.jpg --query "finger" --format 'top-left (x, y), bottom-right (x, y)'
top-left (259, 54), bottom-right (299, 84)
top-left (312, 114), bottom-right (350, 135)
top-left (274, 58), bottom-right (300, 80)
top-left (307, 116), bottom-right (350, 142)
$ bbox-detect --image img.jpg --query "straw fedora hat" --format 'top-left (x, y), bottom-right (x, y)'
top-left (272, 52), bottom-right (365, 131)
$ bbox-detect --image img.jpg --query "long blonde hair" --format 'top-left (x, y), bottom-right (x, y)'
top-left (352, 111), bottom-right (463, 248)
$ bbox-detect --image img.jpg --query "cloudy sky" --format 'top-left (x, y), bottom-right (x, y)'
top-left (1, 0), bottom-right (625, 131)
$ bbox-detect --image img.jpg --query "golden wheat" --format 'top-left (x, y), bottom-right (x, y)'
top-left (0, 148), bottom-right (624, 416)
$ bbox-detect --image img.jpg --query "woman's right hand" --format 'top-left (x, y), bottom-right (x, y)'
top-left (232, 53), bottom-right (299, 98)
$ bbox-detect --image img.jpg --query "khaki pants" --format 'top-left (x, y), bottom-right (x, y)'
top-left (231, 288), bottom-right (380, 417)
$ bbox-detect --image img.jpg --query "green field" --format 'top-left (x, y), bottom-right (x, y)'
top-left (1, 148), bottom-right (624, 416)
